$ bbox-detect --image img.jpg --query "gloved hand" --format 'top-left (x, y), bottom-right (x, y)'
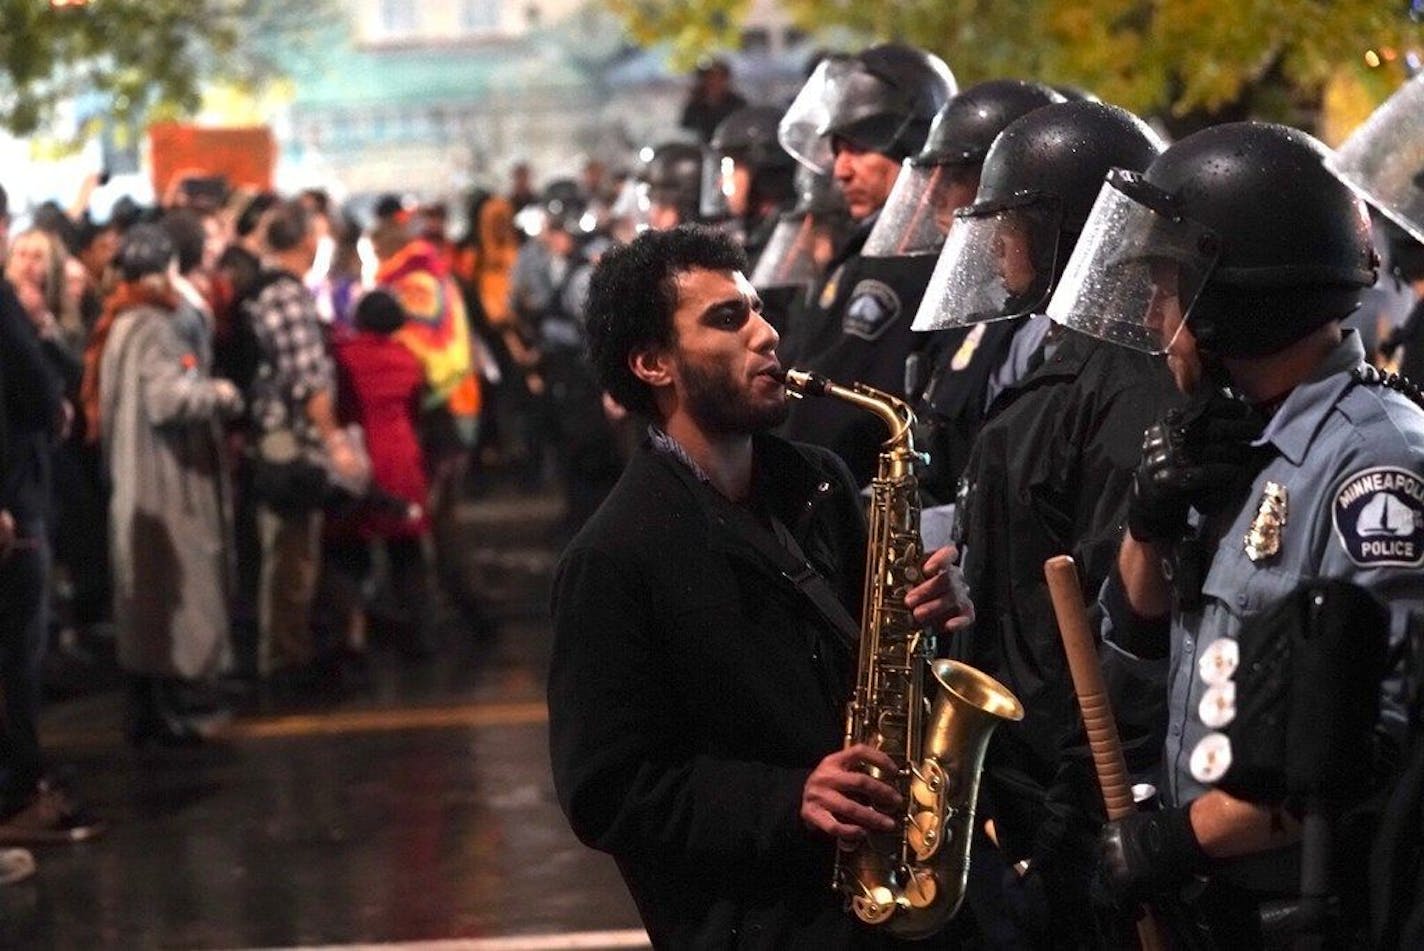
top-left (1092, 806), bottom-right (1209, 909)
top-left (1126, 390), bottom-right (1266, 545)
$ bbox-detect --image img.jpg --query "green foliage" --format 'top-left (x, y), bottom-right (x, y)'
top-left (0, 0), bottom-right (339, 137)
top-left (605, 0), bottom-right (753, 69)
top-left (610, 0), bottom-right (1421, 128)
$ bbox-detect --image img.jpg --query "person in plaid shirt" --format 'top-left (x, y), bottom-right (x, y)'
top-left (245, 201), bottom-right (362, 688)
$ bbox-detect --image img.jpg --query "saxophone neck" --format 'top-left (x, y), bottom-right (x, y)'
top-left (783, 369), bottom-right (917, 455)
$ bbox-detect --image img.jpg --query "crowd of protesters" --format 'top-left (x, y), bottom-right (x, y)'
top-left (0, 148), bottom-right (647, 883)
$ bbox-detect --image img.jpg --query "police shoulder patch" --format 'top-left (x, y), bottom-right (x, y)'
top-left (842, 279), bottom-right (901, 341)
top-left (1332, 466), bottom-right (1424, 568)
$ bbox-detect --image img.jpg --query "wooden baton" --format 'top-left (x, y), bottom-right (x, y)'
top-left (1044, 554), bottom-right (1166, 951)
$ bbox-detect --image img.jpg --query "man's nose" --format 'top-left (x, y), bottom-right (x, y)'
top-left (832, 150), bottom-right (855, 182)
top-left (749, 310), bottom-right (779, 352)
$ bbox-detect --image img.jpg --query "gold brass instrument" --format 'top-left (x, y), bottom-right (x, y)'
top-left (783, 368), bottom-right (1024, 939)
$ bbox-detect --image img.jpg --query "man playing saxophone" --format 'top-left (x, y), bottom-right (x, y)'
top-left (547, 225), bottom-right (975, 948)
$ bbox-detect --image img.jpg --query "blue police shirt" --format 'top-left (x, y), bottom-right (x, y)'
top-left (1103, 331), bottom-right (1424, 811)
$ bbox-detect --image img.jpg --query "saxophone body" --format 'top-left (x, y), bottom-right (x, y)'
top-left (783, 369), bottom-right (1024, 940)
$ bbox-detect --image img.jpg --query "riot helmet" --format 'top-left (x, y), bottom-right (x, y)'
top-left (633, 142), bottom-right (705, 231)
top-left (913, 100), bottom-right (1165, 330)
top-left (779, 45), bottom-right (957, 176)
top-left (1048, 122), bottom-right (1377, 358)
top-left (1327, 71), bottom-right (1424, 245)
top-left (514, 178), bottom-right (592, 238)
top-left (702, 106), bottom-right (797, 220)
top-left (750, 166), bottom-right (853, 290)
top-left (865, 79), bottom-right (1064, 258)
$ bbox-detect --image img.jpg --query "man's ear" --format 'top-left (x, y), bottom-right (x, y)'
top-left (629, 345), bottom-right (673, 388)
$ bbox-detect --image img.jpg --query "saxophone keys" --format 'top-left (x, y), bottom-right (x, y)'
top-left (852, 887), bottom-right (899, 925)
top-left (902, 867), bottom-right (939, 910)
top-left (911, 759), bottom-right (945, 807)
top-left (907, 809), bottom-right (942, 861)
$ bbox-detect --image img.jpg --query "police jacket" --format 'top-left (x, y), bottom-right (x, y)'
top-left (549, 433), bottom-right (883, 949)
top-left (780, 224), bottom-right (943, 486)
top-left (1102, 330), bottom-right (1424, 892)
top-left (954, 328), bottom-right (1179, 866)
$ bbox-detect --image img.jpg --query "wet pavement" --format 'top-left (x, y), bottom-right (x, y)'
top-left (5, 481), bottom-right (644, 950)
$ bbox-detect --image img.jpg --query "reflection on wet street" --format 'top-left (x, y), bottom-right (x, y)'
top-left (6, 482), bottom-right (644, 950)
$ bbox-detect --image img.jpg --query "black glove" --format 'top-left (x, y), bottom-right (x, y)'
top-left (1126, 391), bottom-right (1266, 545)
top-left (1093, 806), bottom-right (1210, 908)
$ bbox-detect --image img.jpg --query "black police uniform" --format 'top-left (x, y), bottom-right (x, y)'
top-left (951, 328), bottom-right (1180, 942)
top-left (780, 224), bottom-right (944, 486)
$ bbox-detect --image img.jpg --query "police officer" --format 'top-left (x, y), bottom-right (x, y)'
top-left (862, 79), bottom-right (1063, 261)
top-left (634, 141), bottom-right (706, 232)
top-left (1047, 121), bottom-right (1424, 943)
top-left (775, 43), bottom-right (956, 486)
top-left (911, 99), bottom-right (1166, 499)
top-left (703, 105), bottom-right (798, 261)
top-left (748, 165), bottom-right (852, 336)
top-left (913, 99), bottom-right (1172, 946)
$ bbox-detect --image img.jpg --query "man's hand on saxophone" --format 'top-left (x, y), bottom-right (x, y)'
top-left (800, 744), bottom-right (903, 841)
top-left (905, 544), bottom-right (975, 633)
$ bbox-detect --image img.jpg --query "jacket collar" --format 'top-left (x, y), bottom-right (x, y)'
top-left (1255, 330), bottom-right (1365, 466)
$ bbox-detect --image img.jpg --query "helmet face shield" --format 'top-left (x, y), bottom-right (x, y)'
top-left (911, 195), bottom-right (1061, 330)
top-left (700, 152), bottom-right (745, 220)
top-left (779, 57), bottom-right (915, 175)
top-left (1327, 72), bottom-right (1424, 245)
top-left (750, 209), bottom-right (851, 289)
top-left (1046, 171), bottom-right (1221, 353)
top-left (863, 161), bottom-right (974, 258)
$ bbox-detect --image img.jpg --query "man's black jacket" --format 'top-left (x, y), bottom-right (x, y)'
top-left (549, 433), bottom-right (878, 948)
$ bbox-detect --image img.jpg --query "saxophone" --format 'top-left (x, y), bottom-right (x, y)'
top-left (783, 369), bottom-right (1024, 939)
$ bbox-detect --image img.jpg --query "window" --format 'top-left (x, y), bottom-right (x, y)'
top-left (380, 0), bottom-right (418, 35)
top-left (460, 0), bottom-right (501, 31)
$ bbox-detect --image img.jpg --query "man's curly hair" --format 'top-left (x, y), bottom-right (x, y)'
top-left (584, 225), bottom-right (748, 420)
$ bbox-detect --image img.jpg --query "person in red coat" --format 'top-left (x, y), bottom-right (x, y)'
top-left (322, 289), bottom-right (435, 658)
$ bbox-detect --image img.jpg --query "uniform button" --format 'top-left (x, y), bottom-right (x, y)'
top-left (1190, 732), bottom-right (1233, 784)
top-left (1198, 638), bottom-right (1239, 686)
top-left (1237, 593), bottom-right (1249, 609)
top-left (1199, 682), bottom-right (1236, 729)
top-left (1169, 723), bottom-right (1181, 737)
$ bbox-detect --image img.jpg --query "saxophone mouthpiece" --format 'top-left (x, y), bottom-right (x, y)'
top-left (783, 368), bottom-right (830, 397)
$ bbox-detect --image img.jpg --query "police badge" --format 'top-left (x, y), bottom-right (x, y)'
top-left (1243, 481), bottom-right (1288, 562)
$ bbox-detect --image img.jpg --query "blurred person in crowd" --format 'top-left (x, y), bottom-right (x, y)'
top-left (452, 186), bottom-right (524, 469)
top-left (512, 193), bottom-right (620, 530)
top-left (0, 181), bottom-right (104, 847)
top-left (508, 161), bottom-right (537, 215)
top-left (298, 188), bottom-right (336, 299)
top-left (775, 43), bottom-right (956, 486)
top-left (73, 215), bottom-right (121, 329)
top-left (678, 57), bottom-right (746, 144)
top-left (6, 228), bottom-right (69, 347)
top-left (91, 224), bottom-right (244, 745)
top-left (321, 289), bottom-right (433, 659)
top-left (243, 200), bottom-right (364, 690)
top-left (217, 191), bottom-right (278, 308)
top-left (578, 158), bottom-right (617, 230)
top-left (416, 201), bottom-right (456, 272)
top-left (703, 105), bottom-right (798, 261)
top-left (319, 213), bottom-right (368, 337)
top-left (369, 195), bottom-right (484, 624)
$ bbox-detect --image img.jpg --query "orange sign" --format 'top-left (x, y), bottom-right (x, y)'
top-left (148, 122), bottom-right (276, 199)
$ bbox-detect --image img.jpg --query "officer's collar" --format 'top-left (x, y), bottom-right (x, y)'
top-left (1253, 330), bottom-right (1365, 466)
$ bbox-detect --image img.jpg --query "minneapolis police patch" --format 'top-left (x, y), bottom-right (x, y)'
top-left (842, 280), bottom-right (901, 341)
top-left (1333, 466), bottom-right (1424, 568)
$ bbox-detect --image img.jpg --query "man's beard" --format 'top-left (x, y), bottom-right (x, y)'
top-left (679, 358), bottom-right (788, 436)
